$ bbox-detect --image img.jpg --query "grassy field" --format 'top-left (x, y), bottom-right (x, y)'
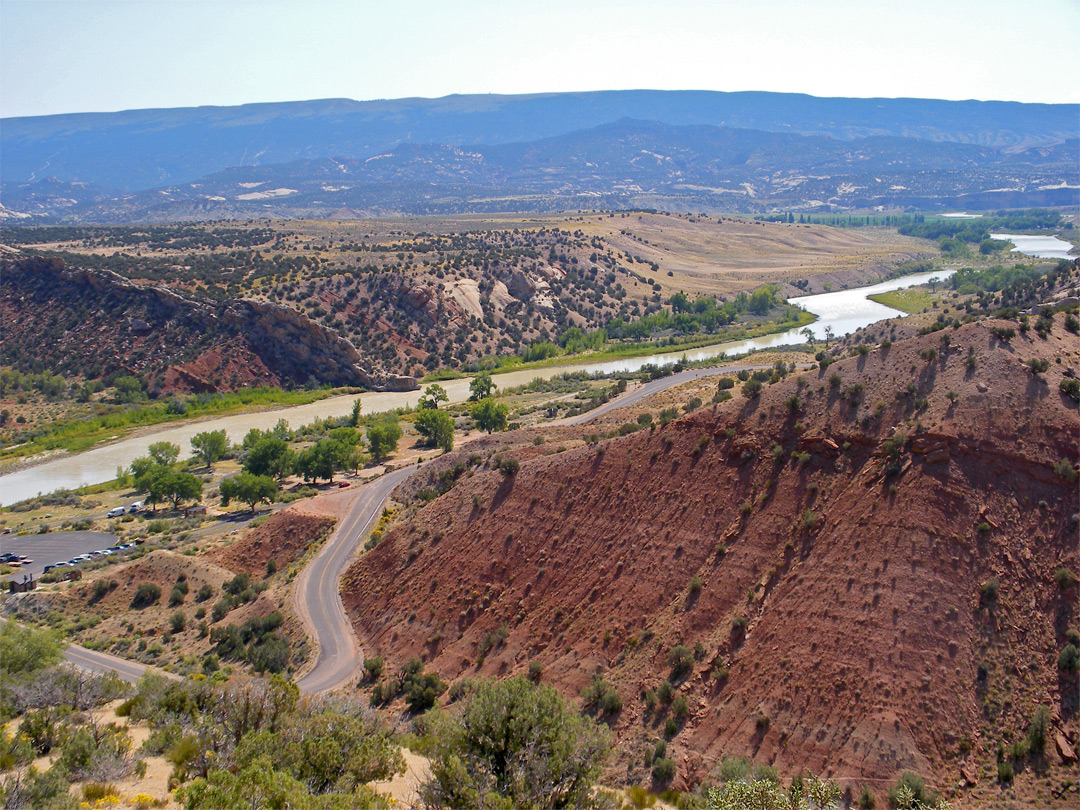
top-left (867, 287), bottom-right (940, 314)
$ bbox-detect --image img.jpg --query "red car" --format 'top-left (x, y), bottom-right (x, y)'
top-left (338, 481), bottom-right (352, 488)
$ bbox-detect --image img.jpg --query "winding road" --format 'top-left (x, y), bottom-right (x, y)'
top-left (293, 465), bottom-right (419, 693)
top-left (293, 359), bottom-right (796, 693)
top-left (42, 359), bottom-right (795, 692)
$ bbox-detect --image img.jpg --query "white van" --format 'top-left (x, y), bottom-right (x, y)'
top-left (107, 507), bottom-right (126, 518)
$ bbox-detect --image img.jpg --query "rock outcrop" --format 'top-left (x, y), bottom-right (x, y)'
top-left (342, 316), bottom-right (1079, 806)
top-left (0, 256), bottom-right (417, 392)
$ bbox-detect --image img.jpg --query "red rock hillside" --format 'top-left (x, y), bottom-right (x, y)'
top-left (342, 316), bottom-right (1079, 807)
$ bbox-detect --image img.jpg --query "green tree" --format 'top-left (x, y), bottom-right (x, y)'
top-left (245, 437), bottom-right (295, 482)
top-left (345, 445), bottom-right (370, 475)
top-left (419, 384), bottom-right (449, 410)
top-left (415, 408), bottom-right (455, 452)
top-left (0, 622), bottom-right (63, 679)
top-left (419, 677), bottom-right (611, 810)
top-left (150, 470), bottom-right (203, 510)
top-left (220, 473), bottom-right (278, 513)
top-left (469, 371), bottom-right (494, 401)
top-left (295, 439), bottom-right (349, 484)
top-left (178, 756), bottom-right (314, 810)
top-left (148, 441), bottom-right (180, 467)
top-left (191, 430), bottom-right (229, 470)
top-left (366, 418), bottom-right (402, 463)
top-left (350, 398), bottom-right (363, 427)
top-left (328, 427), bottom-right (363, 446)
top-left (113, 375), bottom-right (145, 404)
top-left (748, 286), bottom-right (776, 315)
top-left (469, 398), bottom-right (509, 434)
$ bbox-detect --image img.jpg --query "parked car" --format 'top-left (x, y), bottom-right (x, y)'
top-left (107, 507), bottom-right (126, 518)
top-left (338, 481), bottom-right (352, 488)
top-left (127, 501), bottom-right (144, 514)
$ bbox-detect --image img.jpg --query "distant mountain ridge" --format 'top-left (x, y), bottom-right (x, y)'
top-left (3, 90), bottom-right (1076, 192)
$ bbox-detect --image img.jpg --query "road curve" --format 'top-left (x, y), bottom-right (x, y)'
top-left (63, 642), bottom-right (182, 684)
top-left (565, 360), bottom-right (809, 425)
top-left (293, 466), bottom-right (418, 694)
top-left (51, 360), bottom-right (805, 692)
top-left (296, 359), bottom-right (803, 693)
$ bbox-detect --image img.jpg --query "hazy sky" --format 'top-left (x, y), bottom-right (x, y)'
top-left (2, 0), bottom-right (1078, 118)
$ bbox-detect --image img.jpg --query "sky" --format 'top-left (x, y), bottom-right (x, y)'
top-left (2, 0), bottom-right (1078, 119)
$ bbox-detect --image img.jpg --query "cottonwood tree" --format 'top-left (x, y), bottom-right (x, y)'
top-left (468, 371), bottom-right (494, 401)
top-left (366, 418), bottom-right (402, 462)
top-left (469, 397), bottom-right (508, 434)
top-left (219, 472), bottom-right (277, 513)
top-left (415, 408), bottom-right (454, 452)
top-left (148, 441), bottom-right (180, 467)
top-left (419, 384), bottom-right (449, 410)
top-left (191, 430), bottom-right (229, 470)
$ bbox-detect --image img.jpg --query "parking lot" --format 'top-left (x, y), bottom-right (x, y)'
top-left (0, 531), bottom-right (118, 579)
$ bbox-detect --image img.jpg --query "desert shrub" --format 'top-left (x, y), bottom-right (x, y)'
top-left (717, 377), bottom-right (735, 390)
top-left (980, 578), bottom-right (999, 604)
top-left (658, 407), bottom-right (680, 426)
top-left (652, 757), bottom-right (676, 782)
top-left (997, 760), bottom-right (1013, 784)
top-left (419, 676), bottom-right (610, 809)
top-left (888, 771), bottom-right (937, 807)
top-left (1060, 378), bottom-right (1080, 401)
top-left (656, 680), bottom-right (674, 704)
top-left (1059, 644), bottom-right (1080, 672)
top-left (1027, 358), bottom-right (1050, 374)
top-left (581, 675), bottom-right (621, 716)
top-left (211, 598), bottom-right (233, 623)
top-left (130, 583), bottom-right (161, 609)
top-left (363, 656), bottom-right (384, 682)
top-left (169, 611), bottom-right (186, 633)
top-left (195, 583), bottom-right (214, 602)
top-left (1025, 705), bottom-right (1051, 756)
top-left (91, 579), bottom-right (116, 602)
top-left (1053, 459), bottom-right (1078, 482)
top-left (667, 646), bottom-right (695, 679)
top-left (626, 784), bottom-right (657, 809)
top-left (859, 784), bottom-right (877, 809)
top-left (671, 696), bottom-right (688, 719)
top-left (989, 326), bottom-right (1015, 342)
top-left (1055, 567), bottom-right (1079, 589)
top-left (498, 457), bottom-right (520, 476)
top-left (82, 783), bottom-right (119, 802)
top-left (401, 659), bottom-right (446, 713)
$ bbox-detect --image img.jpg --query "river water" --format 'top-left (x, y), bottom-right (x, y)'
top-left (990, 233), bottom-right (1077, 261)
top-left (0, 268), bottom-right (953, 505)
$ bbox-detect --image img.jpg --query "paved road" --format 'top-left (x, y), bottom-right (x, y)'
top-left (565, 360), bottom-right (809, 425)
top-left (62, 642), bottom-right (181, 684)
top-left (293, 466), bottom-right (419, 694)
top-left (294, 359), bottom-right (804, 694)
top-left (40, 358), bottom-right (806, 693)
